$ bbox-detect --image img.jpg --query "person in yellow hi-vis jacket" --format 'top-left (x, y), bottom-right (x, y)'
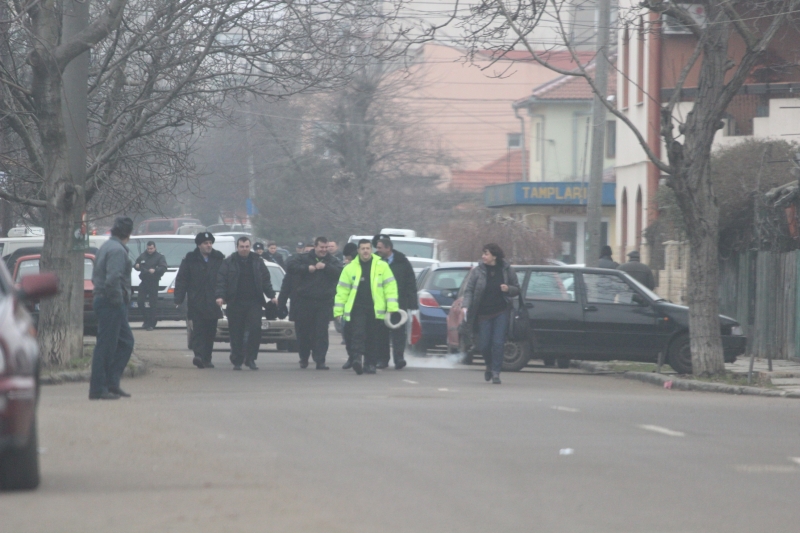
top-left (334, 239), bottom-right (399, 375)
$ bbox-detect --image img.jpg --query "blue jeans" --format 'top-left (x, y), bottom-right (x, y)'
top-left (90, 296), bottom-right (134, 396)
top-left (477, 311), bottom-right (508, 374)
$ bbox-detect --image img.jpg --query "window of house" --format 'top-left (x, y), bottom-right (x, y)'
top-left (507, 132), bottom-right (522, 149)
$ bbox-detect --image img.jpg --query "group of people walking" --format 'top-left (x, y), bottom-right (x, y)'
top-left (88, 216), bottom-right (515, 400)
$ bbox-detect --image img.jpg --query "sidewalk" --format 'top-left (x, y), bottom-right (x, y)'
top-left (573, 356), bottom-right (800, 398)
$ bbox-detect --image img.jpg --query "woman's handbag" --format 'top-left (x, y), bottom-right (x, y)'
top-left (507, 292), bottom-right (531, 342)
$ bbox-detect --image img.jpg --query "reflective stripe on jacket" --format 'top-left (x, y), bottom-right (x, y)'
top-left (334, 254), bottom-right (399, 321)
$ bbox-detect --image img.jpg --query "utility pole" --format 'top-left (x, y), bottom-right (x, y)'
top-left (62, 0), bottom-right (90, 355)
top-left (585, 0), bottom-right (611, 267)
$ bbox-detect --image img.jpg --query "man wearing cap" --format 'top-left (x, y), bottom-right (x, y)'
top-left (175, 232), bottom-right (225, 369)
top-left (133, 240), bottom-right (168, 330)
top-left (216, 236), bottom-right (277, 370)
top-left (253, 242), bottom-right (265, 256)
top-left (618, 250), bottom-right (656, 290)
top-left (89, 217), bottom-right (135, 400)
top-left (294, 242), bottom-right (305, 257)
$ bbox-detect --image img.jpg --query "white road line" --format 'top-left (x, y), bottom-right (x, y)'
top-left (402, 379), bottom-right (418, 385)
top-left (638, 425), bottom-right (686, 437)
top-left (790, 457), bottom-right (800, 465)
top-left (734, 464), bottom-right (799, 474)
top-left (551, 406), bottom-right (580, 413)
top-left (438, 388), bottom-right (451, 392)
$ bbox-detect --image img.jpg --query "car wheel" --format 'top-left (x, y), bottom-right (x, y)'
top-left (0, 417), bottom-right (40, 491)
top-left (542, 356), bottom-right (556, 367)
top-left (556, 356), bottom-right (570, 369)
top-left (502, 341), bottom-right (531, 372)
top-left (668, 334), bottom-right (692, 374)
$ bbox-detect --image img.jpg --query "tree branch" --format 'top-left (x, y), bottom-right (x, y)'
top-left (55, 0), bottom-right (127, 70)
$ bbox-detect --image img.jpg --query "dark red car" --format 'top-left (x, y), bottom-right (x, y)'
top-left (0, 263), bottom-right (58, 490)
top-left (13, 254), bottom-right (96, 334)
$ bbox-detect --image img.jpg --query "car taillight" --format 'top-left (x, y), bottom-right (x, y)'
top-left (411, 314), bottom-right (421, 345)
top-left (418, 291), bottom-right (439, 308)
top-left (167, 288), bottom-right (174, 294)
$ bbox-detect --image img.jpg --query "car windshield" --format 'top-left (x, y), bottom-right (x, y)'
top-left (618, 271), bottom-right (665, 301)
top-left (390, 241), bottom-right (434, 259)
top-left (128, 239), bottom-right (200, 268)
top-left (17, 258), bottom-right (92, 282)
top-left (424, 269), bottom-right (470, 291)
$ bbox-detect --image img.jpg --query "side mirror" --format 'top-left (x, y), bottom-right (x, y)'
top-left (631, 293), bottom-right (649, 306)
top-left (18, 273), bottom-right (59, 301)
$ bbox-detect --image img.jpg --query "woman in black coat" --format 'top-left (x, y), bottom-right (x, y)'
top-left (461, 243), bottom-right (520, 384)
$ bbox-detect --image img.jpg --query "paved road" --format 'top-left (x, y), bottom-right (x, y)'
top-left (3, 324), bottom-right (799, 532)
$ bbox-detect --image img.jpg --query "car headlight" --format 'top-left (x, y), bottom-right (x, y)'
top-left (731, 325), bottom-right (744, 336)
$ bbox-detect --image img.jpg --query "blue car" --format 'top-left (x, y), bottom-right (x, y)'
top-left (409, 262), bottom-right (475, 354)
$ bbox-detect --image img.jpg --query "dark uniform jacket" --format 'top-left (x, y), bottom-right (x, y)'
top-left (215, 252), bottom-right (276, 306)
top-left (174, 249), bottom-right (225, 320)
top-left (286, 251), bottom-right (343, 302)
top-left (385, 251), bottom-right (419, 311)
top-left (134, 251), bottom-right (168, 282)
top-left (618, 260), bottom-right (656, 290)
top-left (597, 256), bottom-right (619, 269)
top-left (263, 251), bottom-right (285, 268)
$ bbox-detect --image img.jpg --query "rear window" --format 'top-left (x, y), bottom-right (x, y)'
top-left (392, 241), bottom-right (434, 259)
top-left (17, 258), bottom-right (92, 282)
top-left (525, 271), bottom-right (575, 301)
top-left (146, 220), bottom-right (174, 233)
top-left (424, 269), bottom-right (470, 291)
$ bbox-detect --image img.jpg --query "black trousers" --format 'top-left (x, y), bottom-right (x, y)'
top-left (379, 320), bottom-right (408, 365)
top-left (191, 318), bottom-right (218, 364)
top-left (227, 302), bottom-right (262, 365)
top-left (138, 279), bottom-right (159, 327)
top-left (293, 299), bottom-right (331, 364)
top-left (349, 308), bottom-right (389, 367)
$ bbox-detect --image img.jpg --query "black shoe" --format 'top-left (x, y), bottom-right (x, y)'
top-left (364, 364), bottom-right (377, 374)
top-left (299, 360), bottom-right (309, 369)
top-left (193, 357), bottom-right (205, 369)
top-left (484, 370), bottom-right (492, 382)
top-left (233, 365), bottom-right (242, 371)
top-left (109, 387), bottom-right (131, 398)
top-left (376, 361), bottom-right (389, 370)
top-left (316, 364), bottom-right (329, 370)
top-left (395, 359), bottom-right (407, 370)
top-left (352, 357), bottom-right (363, 375)
top-left (342, 359), bottom-right (353, 370)
top-left (492, 373), bottom-right (501, 385)
top-left (246, 361), bottom-right (258, 370)
top-left (89, 391), bottom-right (120, 400)
top-left (204, 361), bottom-right (214, 369)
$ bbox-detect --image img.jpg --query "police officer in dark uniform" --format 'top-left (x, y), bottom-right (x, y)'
top-left (253, 242), bottom-right (265, 256)
top-left (133, 240), bottom-right (167, 330)
top-left (174, 232), bottom-right (225, 369)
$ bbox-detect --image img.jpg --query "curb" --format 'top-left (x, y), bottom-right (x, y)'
top-left (572, 360), bottom-right (800, 399)
top-left (40, 354), bottom-right (148, 386)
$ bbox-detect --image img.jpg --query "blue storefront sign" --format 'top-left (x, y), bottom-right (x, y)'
top-left (484, 182), bottom-right (616, 207)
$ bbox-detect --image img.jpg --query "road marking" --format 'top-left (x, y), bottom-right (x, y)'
top-left (790, 457), bottom-right (800, 465)
top-left (734, 464), bottom-right (799, 474)
top-left (639, 425), bottom-right (686, 437)
top-left (551, 406), bottom-right (580, 413)
top-left (438, 388), bottom-right (450, 392)
top-left (184, 354), bottom-right (194, 357)
top-left (402, 380), bottom-right (418, 385)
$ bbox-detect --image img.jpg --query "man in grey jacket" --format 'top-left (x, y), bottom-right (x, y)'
top-left (89, 217), bottom-right (135, 400)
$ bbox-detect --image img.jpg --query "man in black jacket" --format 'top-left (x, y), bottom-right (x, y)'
top-left (375, 236), bottom-right (417, 369)
top-left (216, 236), bottom-right (276, 370)
top-left (618, 250), bottom-right (656, 290)
top-left (264, 242), bottom-right (285, 268)
top-left (175, 232), bottom-right (225, 369)
top-left (285, 236), bottom-right (343, 369)
top-left (134, 240), bottom-right (168, 330)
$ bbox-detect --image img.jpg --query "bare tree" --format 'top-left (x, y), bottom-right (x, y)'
top-left (451, 0), bottom-right (800, 376)
top-left (0, 0), bottom-right (409, 365)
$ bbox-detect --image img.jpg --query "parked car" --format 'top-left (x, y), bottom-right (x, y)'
top-left (209, 260), bottom-right (297, 351)
top-left (0, 267), bottom-right (59, 490)
top-left (6, 226), bottom-right (44, 237)
top-left (12, 254), bottom-right (96, 334)
top-left (135, 218), bottom-right (201, 235)
top-left (408, 262), bottom-right (476, 355)
top-left (447, 265), bottom-right (747, 373)
top-left (0, 235), bottom-right (107, 264)
top-left (127, 235), bottom-right (237, 322)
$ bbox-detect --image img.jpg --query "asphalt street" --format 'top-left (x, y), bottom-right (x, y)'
top-left (2, 324), bottom-right (799, 533)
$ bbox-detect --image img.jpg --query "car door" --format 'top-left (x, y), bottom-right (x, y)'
top-left (523, 269), bottom-right (585, 355)
top-left (579, 271), bottom-right (663, 359)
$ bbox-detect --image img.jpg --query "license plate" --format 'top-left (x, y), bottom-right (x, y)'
top-left (261, 319), bottom-right (269, 330)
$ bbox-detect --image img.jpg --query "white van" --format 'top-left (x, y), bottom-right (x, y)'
top-left (127, 235), bottom-right (237, 322)
top-left (348, 228), bottom-right (441, 273)
top-left (6, 226), bottom-right (45, 237)
top-left (0, 235), bottom-right (109, 262)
